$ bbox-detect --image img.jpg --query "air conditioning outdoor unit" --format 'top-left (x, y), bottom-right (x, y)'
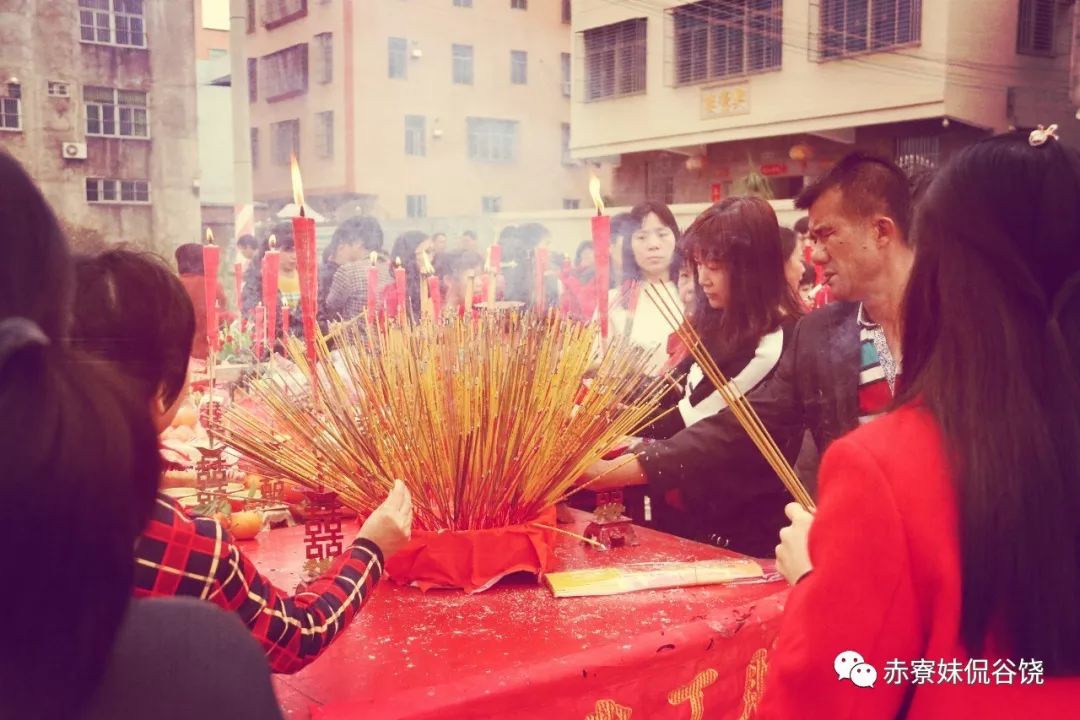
top-left (62, 142), bottom-right (87, 160)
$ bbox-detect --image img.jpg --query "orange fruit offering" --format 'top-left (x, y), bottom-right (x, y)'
top-left (229, 511), bottom-right (263, 540)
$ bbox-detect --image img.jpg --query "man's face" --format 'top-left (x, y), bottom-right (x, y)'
top-left (808, 188), bottom-right (884, 303)
top-left (240, 245), bottom-right (256, 260)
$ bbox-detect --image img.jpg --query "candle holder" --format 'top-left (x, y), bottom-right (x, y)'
top-left (583, 497), bottom-right (639, 551)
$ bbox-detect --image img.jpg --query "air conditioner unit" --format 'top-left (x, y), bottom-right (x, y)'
top-left (432, 128), bottom-right (444, 139)
top-left (411, 47), bottom-right (423, 59)
top-left (62, 142), bottom-right (87, 160)
top-left (48, 81), bottom-right (71, 98)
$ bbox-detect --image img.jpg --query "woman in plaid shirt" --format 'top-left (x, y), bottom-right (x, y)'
top-left (72, 249), bottom-right (413, 674)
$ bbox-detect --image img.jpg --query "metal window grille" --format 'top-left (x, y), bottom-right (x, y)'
top-left (78, 0), bottom-right (145, 47)
top-left (251, 128), bottom-right (259, 169)
top-left (85, 86), bottom-right (148, 138)
top-left (583, 18), bottom-right (647, 102)
top-left (260, 44), bottom-right (309, 100)
top-left (817, 0), bottom-right (921, 60)
top-left (0, 98), bottom-right (20, 130)
top-left (466, 118), bottom-right (518, 162)
top-left (895, 135), bottom-right (939, 173)
top-left (481, 196), bottom-right (502, 213)
top-left (453, 44), bottom-right (474, 84)
top-left (511, 50), bottom-right (528, 84)
top-left (406, 195), bottom-right (427, 218)
top-left (389, 37), bottom-right (408, 79)
top-left (315, 33), bottom-right (333, 83)
top-left (561, 52), bottom-right (572, 97)
top-left (671, 0), bottom-right (782, 85)
top-left (561, 123), bottom-right (573, 165)
top-left (261, 0), bottom-right (306, 27)
top-left (248, 58), bottom-right (258, 101)
top-left (315, 111), bottom-right (334, 158)
top-left (271, 119), bottom-right (300, 164)
top-left (1017, 0), bottom-right (1056, 56)
top-left (404, 115), bottom-right (426, 156)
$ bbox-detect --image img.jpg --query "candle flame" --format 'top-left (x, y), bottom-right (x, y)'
top-left (420, 250), bottom-right (436, 275)
top-left (205, 227), bottom-right (215, 245)
top-left (395, 256), bottom-right (403, 268)
top-left (589, 175), bottom-right (604, 215)
top-left (268, 234), bottom-right (278, 251)
top-left (290, 153), bottom-right (305, 210)
top-left (370, 251), bottom-right (378, 267)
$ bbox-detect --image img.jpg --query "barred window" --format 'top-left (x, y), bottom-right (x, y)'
top-left (248, 58), bottom-right (258, 102)
top-left (79, 0), bottom-right (146, 48)
top-left (562, 0), bottom-right (571, 24)
top-left (86, 178), bottom-right (150, 204)
top-left (511, 0), bottom-right (527, 8)
top-left (584, 18), bottom-right (647, 101)
top-left (453, 44), bottom-right (474, 85)
top-left (481, 196), bottom-right (502, 213)
top-left (466, 117), bottom-right (518, 163)
top-left (511, 50), bottom-right (528, 85)
top-left (0, 98), bottom-right (20, 131)
top-left (251, 127), bottom-right (259, 169)
top-left (895, 135), bottom-right (939, 173)
top-left (260, 44), bottom-right (308, 100)
top-left (389, 37), bottom-right (408, 79)
top-left (453, 0), bottom-right (473, 6)
top-left (1017, 0), bottom-right (1056, 55)
top-left (404, 115), bottom-right (426, 156)
top-left (85, 86), bottom-right (149, 138)
top-left (315, 110), bottom-right (333, 158)
top-left (261, 0), bottom-right (307, 28)
top-left (561, 123), bottom-right (573, 165)
top-left (820, 0), bottom-right (921, 59)
top-left (314, 33), bottom-right (333, 84)
top-left (561, 52), bottom-right (571, 97)
top-left (563, 199), bottom-right (581, 210)
top-left (271, 118), bottom-right (300, 165)
top-left (247, 0), bottom-right (256, 32)
top-left (672, 0), bottom-right (782, 85)
top-left (406, 195), bottom-right (427, 219)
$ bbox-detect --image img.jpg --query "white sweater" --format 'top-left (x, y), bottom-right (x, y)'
top-left (609, 281), bottom-right (683, 374)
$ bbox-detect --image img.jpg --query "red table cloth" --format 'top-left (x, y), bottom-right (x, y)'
top-left (242, 514), bottom-right (789, 719)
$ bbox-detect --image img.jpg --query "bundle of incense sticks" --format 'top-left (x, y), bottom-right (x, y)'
top-left (643, 282), bottom-right (816, 511)
top-left (217, 311), bottom-right (672, 530)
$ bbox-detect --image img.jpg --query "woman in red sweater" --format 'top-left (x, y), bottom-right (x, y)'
top-left (759, 129), bottom-right (1080, 717)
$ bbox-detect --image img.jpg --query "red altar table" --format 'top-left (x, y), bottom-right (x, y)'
top-left (242, 514), bottom-right (789, 720)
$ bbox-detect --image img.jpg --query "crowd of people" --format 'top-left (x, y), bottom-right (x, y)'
top-left (2, 125), bottom-right (1078, 718)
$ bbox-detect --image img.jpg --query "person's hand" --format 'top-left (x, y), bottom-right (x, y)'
top-left (577, 455), bottom-right (647, 492)
top-left (775, 502), bottom-right (814, 585)
top-left (358, 479), bottom-right (413, 559)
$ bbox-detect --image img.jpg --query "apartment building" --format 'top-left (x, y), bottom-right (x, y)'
top-left (0, 0), bottom-right (200, 254)
top-left (244, 0), bottom-right (595, 226)
top-left (571, 0), bottom-right (1080, 204)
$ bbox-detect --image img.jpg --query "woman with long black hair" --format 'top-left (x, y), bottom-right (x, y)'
top-left (763, 130), bottom-right (1080, 716)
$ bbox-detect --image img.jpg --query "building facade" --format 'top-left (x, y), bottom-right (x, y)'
top-left (571, 0), bottom-right (1080, 205)
top-left (195, 0), bottom-right (237, 242)
top-left (0, 0), bottom-right (200, 254)
top-left (244, 0), bottom-right (594, 229)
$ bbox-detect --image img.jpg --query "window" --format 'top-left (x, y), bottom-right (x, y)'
top-left (261, 0), bottom-right (307, 29)
top-left (584, 18), bottom-right (647, 101)
top-left (404, 115), bottom-right (426, 156)
top-left (246, 0), bottom-right (256, 32)
top-left (248, 58), bottom-right (258, 102)
top-left (260, 44), bottom-right (308, 100)
top-left (561, 123), bottom-right (573, 165)
top-left (454, 0), bottom-right (473, 6)
top-left (453, 44), bottom-right (474, 84)
top-left (563, 199), bottom-right (581, 210)
top-left (315, 110), bottom-right (334, 158)
top-left (85, 86), bottom-right (149, 138)
top-left (466, 117), bottom-right (518, 162)
top-left (561, 52), bottom-right (571, 97)
top-left (562, 0), bottom-right (571, 24)
top-left (895, 135), bottom-right (939, 173)
top-left (48, 81), bottom-right (72, 98)
top-left (271, 118), bottom-right (300, 164)
top-left (511, 0), bottom-right (527, 8)
top-left (209, 48), bottom-right (228, 59)
top-left (85, 178), bottom-right (150, 204)
top-left (511, 50), bottom-right (528, 85)
top-left (820, 0), bottom-right (921, 59)
top-left (1017, 0), bottom-right (1056, 55)
top-left (79, 0), bottom-right (146, 48)
top-left (0, 98), bottom-right (20, 131)
top-left (672, 0), bottom-right (782, 85)
top-left (389, 37), bottom-right (408, 79)
top-left (482, 196), bottom-right (502, 213)
top-left (251, 127), bottom-right (259, 169)
top-left (406, 195), bottom-right (427, 218)
top-left (314, 33), bottom-right (333, 83)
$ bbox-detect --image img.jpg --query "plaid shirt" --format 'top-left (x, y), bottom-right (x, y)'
top-left (134, 494), bottom-right (383, 674)
top-left (324, 260), bottom-right (393, 321)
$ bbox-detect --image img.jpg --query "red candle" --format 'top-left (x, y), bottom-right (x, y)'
top-left (202, 229), bottom-right (220, 353)
top-left (490, 243), bottom-right (502, 272)
top-left (590, 176), bottom-right (611, 339)
top-left (428, 275), bottom-right (442, 319)
top-left (290, 155), bottom-right (319, 369)
top-left (281, 303), bottom-right (290, 338)
top-left (480, 272), bottom-right (491, 307)
top-left (465, 272), bottom-right (475, 316)
top-left (233, 259), bottom-right (243, 313)
top-left (394, 258), bottom-right (407, 318)
top-left (535, 246), bottom-right (549, 310)
top-left (367, 251), bottom-right (379, 322)
top-left (253, 302), bottom-right (266, 361)
top-left (261, 237), bottom-right (280, 351)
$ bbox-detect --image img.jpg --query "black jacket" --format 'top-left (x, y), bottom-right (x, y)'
top-left (637, 302), bottom-right (862, 556)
